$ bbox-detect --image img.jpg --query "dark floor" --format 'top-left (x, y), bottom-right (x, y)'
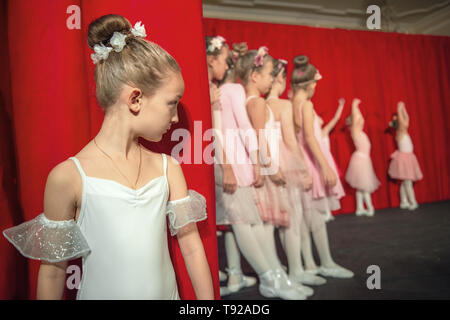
top-left (217, 201), bottom-right (450, 300)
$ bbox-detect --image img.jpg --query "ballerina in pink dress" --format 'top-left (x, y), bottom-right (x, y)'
top-left (316, 98), bottom-right (345, 221)
top-left (345, 98), bottom-right (381, 217)
top-left (291, 55), bottom-right (352, 279)
top-left (388, 101), bottom-right (423, 210)
top-left (266, 58), bottom-right (326, 288)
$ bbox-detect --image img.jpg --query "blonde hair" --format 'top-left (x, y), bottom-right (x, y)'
top-left (87, 14), bottom-right (180, 108)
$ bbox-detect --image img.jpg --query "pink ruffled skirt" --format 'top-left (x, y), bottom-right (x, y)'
top-left (388, 151), bottom-right (423, 181)
top-left (345, 151), bottom-right (381, 193)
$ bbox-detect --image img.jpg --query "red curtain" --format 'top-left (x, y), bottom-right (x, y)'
top-left (204, 18), bottom-right (450, 214)
top-left (0, 0), bottom-right (219, 300)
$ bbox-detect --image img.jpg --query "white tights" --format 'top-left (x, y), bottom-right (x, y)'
top-left (400, 180), bottom-right (417, 205)
top-left (301, 209), bottom-right (336, 269)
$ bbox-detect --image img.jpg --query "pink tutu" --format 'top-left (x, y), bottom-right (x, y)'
top-left (345, 151), bottom-right (381, 193)
top-left (254, 178), bottom-right (290, 227)
top-left (388, 151), bottom-right (423, 181)
top-left (279, 140), bottom-right (308, 188)
top-left (278, 140), bottom-right (308, 234)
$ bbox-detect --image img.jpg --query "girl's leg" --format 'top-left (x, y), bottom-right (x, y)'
top-left (252, 223), bottom-right (283, 270)
top-left (355, 190), bottom-right (366, 216)
top-left (399, 181), bottom-right (410, 209)
top-left (404, 180), bottom-right (419, 210)
top-left (324, 200), bottom-right (335, 222)
top-left (363, 192), bottom-right (375, 217)
top-left (300, 219), bottom-right (318, 271)
top-left (310, 212), bottom-right (354, 278)
top-left (279, 222), bottom-right (302, 278)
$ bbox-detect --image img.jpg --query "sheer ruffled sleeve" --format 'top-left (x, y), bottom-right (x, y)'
top-left (166, 190), bottom-right (208, 236)
top-left (2, 213), bottom-right (91, 263)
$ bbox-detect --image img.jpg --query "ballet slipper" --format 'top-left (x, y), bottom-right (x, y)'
top-left (219, 270), bottom-right (227, 282)
top-left (318, 264), bottom-right (354, 278)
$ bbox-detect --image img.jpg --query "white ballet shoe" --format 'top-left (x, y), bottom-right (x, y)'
top-left (290, 272), bottom-right (327, 286)
top-left (408, 202), bottom-right (419, 211)
top-left (220, 286), bottom-right (231, 296)
top-left (318, 265), bottom-right (354, 278)
top-left (365, 207), bottom-right (375, 217)
top-left (304, 268), bottom-right (319, 275)
top-left (226, 269), bottom-right (257, 293)
top-left (294, 283), bottom-right (314, 297)
top-left (258, 270), bottom-right (307, 300)
top-left (219, 270), bottom-right (227, 282)
top-left (355, 209), bottom-right (367, 216)
top-left (399, 202), bottom-right (410, 209)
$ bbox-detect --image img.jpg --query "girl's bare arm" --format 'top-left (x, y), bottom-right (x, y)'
top-left (166, 156), bottom-right (214, 300)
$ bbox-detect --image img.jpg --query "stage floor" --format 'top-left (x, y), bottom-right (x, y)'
top-left (218, 200), bottom-right (450, 300)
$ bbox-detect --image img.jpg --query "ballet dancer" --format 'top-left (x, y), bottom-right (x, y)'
top-left (316, 98), bottom-right (345, 221)
top-left (388, 101), bottom-right (423, 210)
top-left (345, 98), bottom-right (381, 217)
top-left (3, 14), bottom-right (213, 299)
top-left (266, 58), bottom-right (327, 287)
top-left (291, 55), bottom-right (353, 279)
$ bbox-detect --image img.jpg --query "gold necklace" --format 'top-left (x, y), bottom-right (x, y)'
top-left (93, 138), bottom-right (142, 190)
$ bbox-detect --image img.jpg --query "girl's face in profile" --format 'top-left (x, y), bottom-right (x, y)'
top-left (210, 46), bottom-right (229, 81)
top-left (254, 58), bottom-right (274, 95)
top-left (137, 71), bottom-right (185, 142)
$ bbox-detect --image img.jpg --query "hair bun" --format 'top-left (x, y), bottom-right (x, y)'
top-left (232, 42), bottom-right (248, 57)
top-left (293, 55), bottom-right (309, 69)
top-left (87, 14), bottom-right (132, 49)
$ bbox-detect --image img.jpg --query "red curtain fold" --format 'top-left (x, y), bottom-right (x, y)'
top-left (203, 18), bottom-right (450, 214)
top-left (0, 0), bottom-right (219, 300)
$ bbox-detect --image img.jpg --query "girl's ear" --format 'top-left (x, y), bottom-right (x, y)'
top-left (128, 88), bottom-right (142, 113)
top-left (207, 55), bottom-right (215, 68)
top-left (249, 69), bottom-right (258, 84)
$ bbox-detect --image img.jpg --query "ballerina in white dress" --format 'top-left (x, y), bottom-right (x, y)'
top-left (3, 14), bottom-right (213, 300)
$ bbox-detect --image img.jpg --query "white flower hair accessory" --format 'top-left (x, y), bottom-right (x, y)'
top-left (90, 43), bottom-right (113, 64)
top-left (131, 21), bottom-right (146, 37)
top-left (109, 32), bottom-right (127, 52)
top-left (314, 69), bottom-right (323, 81)
top-left (207, 35), bottom-right (226, 53)
top-left (90, 21), bottom-right (148, 64)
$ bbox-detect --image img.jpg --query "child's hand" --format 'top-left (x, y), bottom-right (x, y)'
top-left (322, 165), bottom-right (337, 187)
top-left (301, 171), bottom-right (313, 190)
top-left (222, 165), bottom-right (237, 194)
top-left (269, 169), bottom-right (286, 186)
top-left (352, 98), bottom-right (361, 107)
top-left (252, 164), bottom-right (265, 188)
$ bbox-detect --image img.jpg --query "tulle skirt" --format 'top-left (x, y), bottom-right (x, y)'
top-left (215, 164), bottom-right (262, 225)
top-left (388, 151), bottom-right (423, 181)
top-left (253, 178), bottom-right (290, 227)
top-left (345, 151), bottom-right (381, 193)
top-left (300, 144), bottom-right (343, 213)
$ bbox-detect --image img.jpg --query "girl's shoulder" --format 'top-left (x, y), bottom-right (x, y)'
top-left (279, 98), bottom-right (293, 110)
top-left (221, 83), bottom-right (246, 98)
top-left (247, 95), bottom-right (265, 107)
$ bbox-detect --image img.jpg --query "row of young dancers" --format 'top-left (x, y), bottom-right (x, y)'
top-left (206, 35), bottom-right (423, 299)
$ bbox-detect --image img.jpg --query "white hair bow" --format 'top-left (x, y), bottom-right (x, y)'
top-left (90, 21), bottom-right (147, 64)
